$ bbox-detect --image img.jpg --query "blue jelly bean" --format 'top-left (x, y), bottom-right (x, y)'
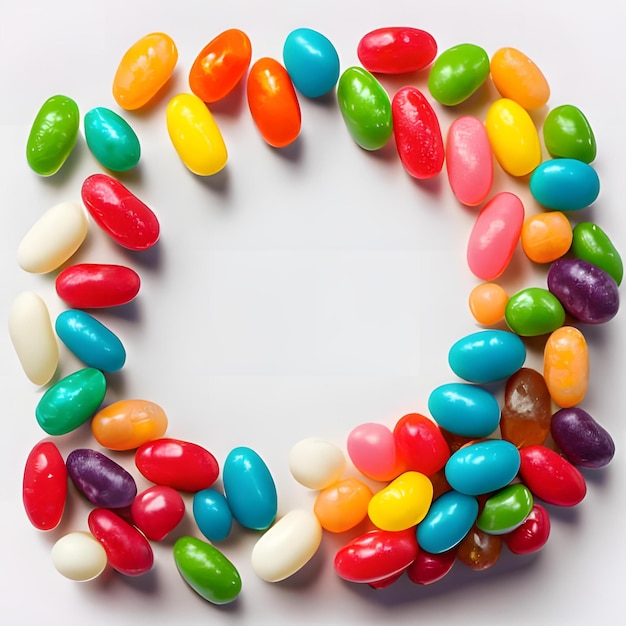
top-left (193, 488), bottom-right (233, 542)
top-left (283, 28), bottom-right (340, 98)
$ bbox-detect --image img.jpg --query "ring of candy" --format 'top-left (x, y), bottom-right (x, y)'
top-left (11, 26), bottom-right (621, 603)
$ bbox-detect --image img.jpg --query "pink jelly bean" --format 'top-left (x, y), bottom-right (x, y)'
top-left (347, 422), bottom-right (406, 482)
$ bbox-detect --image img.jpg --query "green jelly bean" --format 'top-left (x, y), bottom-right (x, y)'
top-left (505, 287), bottom-right (565, 336)
top-left (543, 104), bottom-right (596, 163)
top-left (35, 367), bottom-right (106, 435)
top-left (572, 222), bottom-right (623, 285)
top-left (26, 95), bottom-right (80, 176)
top-left (173, 536), bottom-right (242, 605)
top-left (477, 484), bottom-right (534, 534)
top-left (427, 43), bottom-right (490, 106)
top-left (337, 66), bottom-right (392, 151)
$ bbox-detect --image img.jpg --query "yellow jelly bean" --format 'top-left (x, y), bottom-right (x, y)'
top-left (521, 211), bottom-right (573, 264)
top-left (485, 98), bottom-right (542, 177)
top-left (166, 93), bottom-right (228, 176)
top-left (368, 471), bottom-right (433, 531)
top-left (313, 477), bottom-right (373, 533)
top-left (543, 326), bottom-right (589, 408)
top-left (468, 282), bottom-right (509, 325)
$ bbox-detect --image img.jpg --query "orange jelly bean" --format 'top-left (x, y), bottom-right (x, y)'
top-left (457, 524), bottom-right (502, 571)
top-left (468, 282), bottom-right (509, 325)
top-left (313, 477), bottom-right (373, 533)
top-left (246, 57), bottom-right (301, 148)
top-left (112, 33), bottom-right (178, 110)
top-left (521, 211), bottom-right (573, 264)
top-left (189, 29), bottom-right (252, 103)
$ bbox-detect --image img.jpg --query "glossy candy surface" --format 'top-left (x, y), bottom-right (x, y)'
top-left (51, 531), bottom-right (107, 581)
top-left (84, 107), bottom-right (140, 171)
top-left (457, 525), bottom-right (502, 571)
top-left (504, 287), bottom-right (565, 336)
top-left (543, 104), bottom-right (596, 163)
top-left (468, 282), bottom-right (509, 325)
top-left (131, 485), bottom-right (185, 541)
top-left (476, 484), bottom-right (534, 534)
top-left (289, 437), bottom-right (345, 489)
top-left (572, 222), bottom-right (623, 285)
top-left (407, 547), bottom-right (457, 585)
top-left (348, 422), bottom-right (405, 481)
top-left (521, 211), bottom-right (573, 264)
top-left (504, 504), bottom-right (551, 554)
top-left (313, 477), bottom-right (372, 533)
top-left (393, 413), bottom-right (450, 476)
top-left (193, 488), bottom-right (233, 542)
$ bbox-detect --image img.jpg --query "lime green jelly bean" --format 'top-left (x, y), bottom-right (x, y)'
top-left (543, 104), bottom-right (596, 163)
top-left (505, 287), bottom-right (566, 336)
top-left (337, 66), bottom-right (392, 151)
top-left (572, 222), bottom-right (623, 285)
top-left (35, 367), bottom-right (106, 435)
top-left (428, 43), bottom-right (490, 106)
top-left (26, 95), bottom-right (79, 176)
top-left (477, 484), bottom-right (534, 535)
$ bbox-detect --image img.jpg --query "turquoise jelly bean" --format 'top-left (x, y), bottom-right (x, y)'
top-left (476, 484), bottom-right (534, 534)
top-left (416, 490), bottom-right (478, 554)
top-left (428, 383), bottom-right (500, 438)
top-left (283, 28), bottom-right (340, 98)
top-left (529, 158), bottom-right (600, 211)
top-left (448, 329), bottom-right (526, 383)
top-left (55, 309), bottom-right (126, 372)
top-left (192, 489), bottom-right (233, 542)
top-left (445, 440), bottom-right (521, 496)
top-left (223, 446), bottom-right (277, 530)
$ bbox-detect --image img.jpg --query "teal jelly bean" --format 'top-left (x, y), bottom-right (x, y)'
top-left (445, 440), bottom-right (521, 496)
top-left (283, 28), bottom-right (340, 98)
top-left (543, 104), bottom-right (596, 163)
top-left (84, 107), bottom-right (141, 172)
top-left (572, 222), bottom-right (623, 285)
top-left (428, 382), bottom-right (500, 438)
top-left (416, 490), bottom-right (478, 554)
top-left (26, 95), bottom-right (79, 176)
top-left (505, 287), bottom-right (566, 336)
top-left (427, 43), bottom-right (489, 106)
top-left (35, 368), bottom-right (106, 435)
top-left (448, 329), bottom-right (526, 383)
top-left (477, 484), bottom-right (534, 534)
top-left (530, 158), bottom-right (600, 210)
top-left (55, 309), bottom-right (126, 372)
top-left (337, 66), bottom-right (392, 150)
top-left (192, 489), bottom-right (233, 542)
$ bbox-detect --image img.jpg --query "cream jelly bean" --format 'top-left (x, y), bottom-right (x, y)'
top-left (51, 531), bottom-right (107, 582)
top-left (288, 437), bottom-right (346, 489)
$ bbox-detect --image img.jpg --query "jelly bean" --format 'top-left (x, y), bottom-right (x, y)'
top-left (246, 57), bottom-right (301, 148)
top-left (428, 383), bottom-right (501, 438)
top-left (55, 309), bottom-right (126, 372)
top-left (166, 93), bottom-right (228, 176)
top-left (485, 98), bottom-right (542, 176)
top-left (81, 173), bottom-right (160, 250)
top-left (467, 192), bottom-right (525, 280)
top-left (251, 509), bottom-right (323, 582)
top-left (193, 488), bottom-right (233, 542)
top-left (131, 485), bottom-right (185, 541)
top-left (500, 368), bottom-right (552, 448)
top-left (88, 508), bottom-right (153, 576)
top-left (530, 158), bottom-right (600, 211)
top-left (173, 536), bottom-right (241, 604)
top-left (313, 477), bottom-right (373, 533)
top-left (337, 66), bottom-right (392, 151)
top-left (504, 503), bottom-right (551, 555)
top-left (521, 210), bottom-right (573, 264)
top-left (56, 263), bottom-right (141, 308)
top-left (504, 287), bottom-right (565, 336)
top-left (22, 441), bottom-right (67, 531)
top-left (445, 440), bottom-right (520, 496)
top-left (283, 28), bottom-right (340, 98)
top-left (91, 399), bottom-right (168, 451)
top-left (468, 282), bottom-right (509, 326)
top-left (26, 95), bottom-right (79, 176)
top-left (448, 329), bottom-right (526, 383)
top-left (519, 445), bottom-right (587, 506)
top-left (392, 86), bottom-right (444, 179)
top-left (135, 438), bottom-right (219, 492)
top-left (288, 437), bottom-right (345, 489)
top-left (334, 528), bottom-right (418, 583)
top-left (223, 446), bottom-right (277, 530)
top-left (543, 104), bottom-right (596, 163)
top-left (8, 291), bottom-right (58, 385)
top-left (347, 423), bottom-right (405, 482)
top-left (189, 29), bottom-right (252, 103)
top-left (476, 484), bottom-right (533, 534)
top-left (368, 571), bottom-right (404, 589)
top-left (428, 43), bottom-right (489, 106)
top-left (551, 407), bottom-right (615, 468)
top-left (17, 201), bottom-right (88, 274)
top-left (416, 491), bottom-right (478, 554)
top-left (407, 547), bottom-right (457, 584)
top-left (84, 107), bottom-right (140, 172)
top-left (543, 326), bottom-right (589, 408)
top-left (112, 32), bottom-right (177, 110)
top-left (368, 472), bottom-right (433, 531)
top-left (35, 368), bottom-right (106, 436)
top-left (547, 258), bottom-right (619, 324)
top-left (490, 47), bottom-right (550, 110)
top-left (67, 448), bottom-right (137, 508)
top-left (446, 115), bottom-right (494, 206)
top-left (457, 525), bottom-right (502, 570)
top-left (357, 27), bottom-right (437, 74)
top-left (572, 222), bottom-right (623, 285)
top-left (51, 531), bottom-right (107, 581)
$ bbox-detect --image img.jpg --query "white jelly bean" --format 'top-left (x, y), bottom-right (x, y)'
top-left (51, 531), bottom-right (108, 581)
top-left (288, 437), bottom-right (345, 490)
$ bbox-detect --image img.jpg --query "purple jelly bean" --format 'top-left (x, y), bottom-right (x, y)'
top-left (547, 258), bottom-right (619, 324)
top-left (551, 407), bottom-right (615, 468)
top-left (66, 448), bottom-right (137, 508)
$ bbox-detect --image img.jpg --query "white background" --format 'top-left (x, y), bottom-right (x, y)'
top-left (1, 1), bottom-right (625, 623)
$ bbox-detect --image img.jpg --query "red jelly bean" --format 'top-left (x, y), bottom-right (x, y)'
top-left (88, 508), bottom-right (154, 576)
top-left (504, 503), bottom-right (551, 554)
top-left (135, 438), bottom-right (219, 492)
top-left (407, 547), bottom-right (457, 585)
top-left (393, 413), bottom-right (450, 476)
top-left (22, 441), bottom-right (67, 531)
top-left (131, 485), bottom-right (185, 541)
top-left (81, 173), bottom-right (160, 250)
